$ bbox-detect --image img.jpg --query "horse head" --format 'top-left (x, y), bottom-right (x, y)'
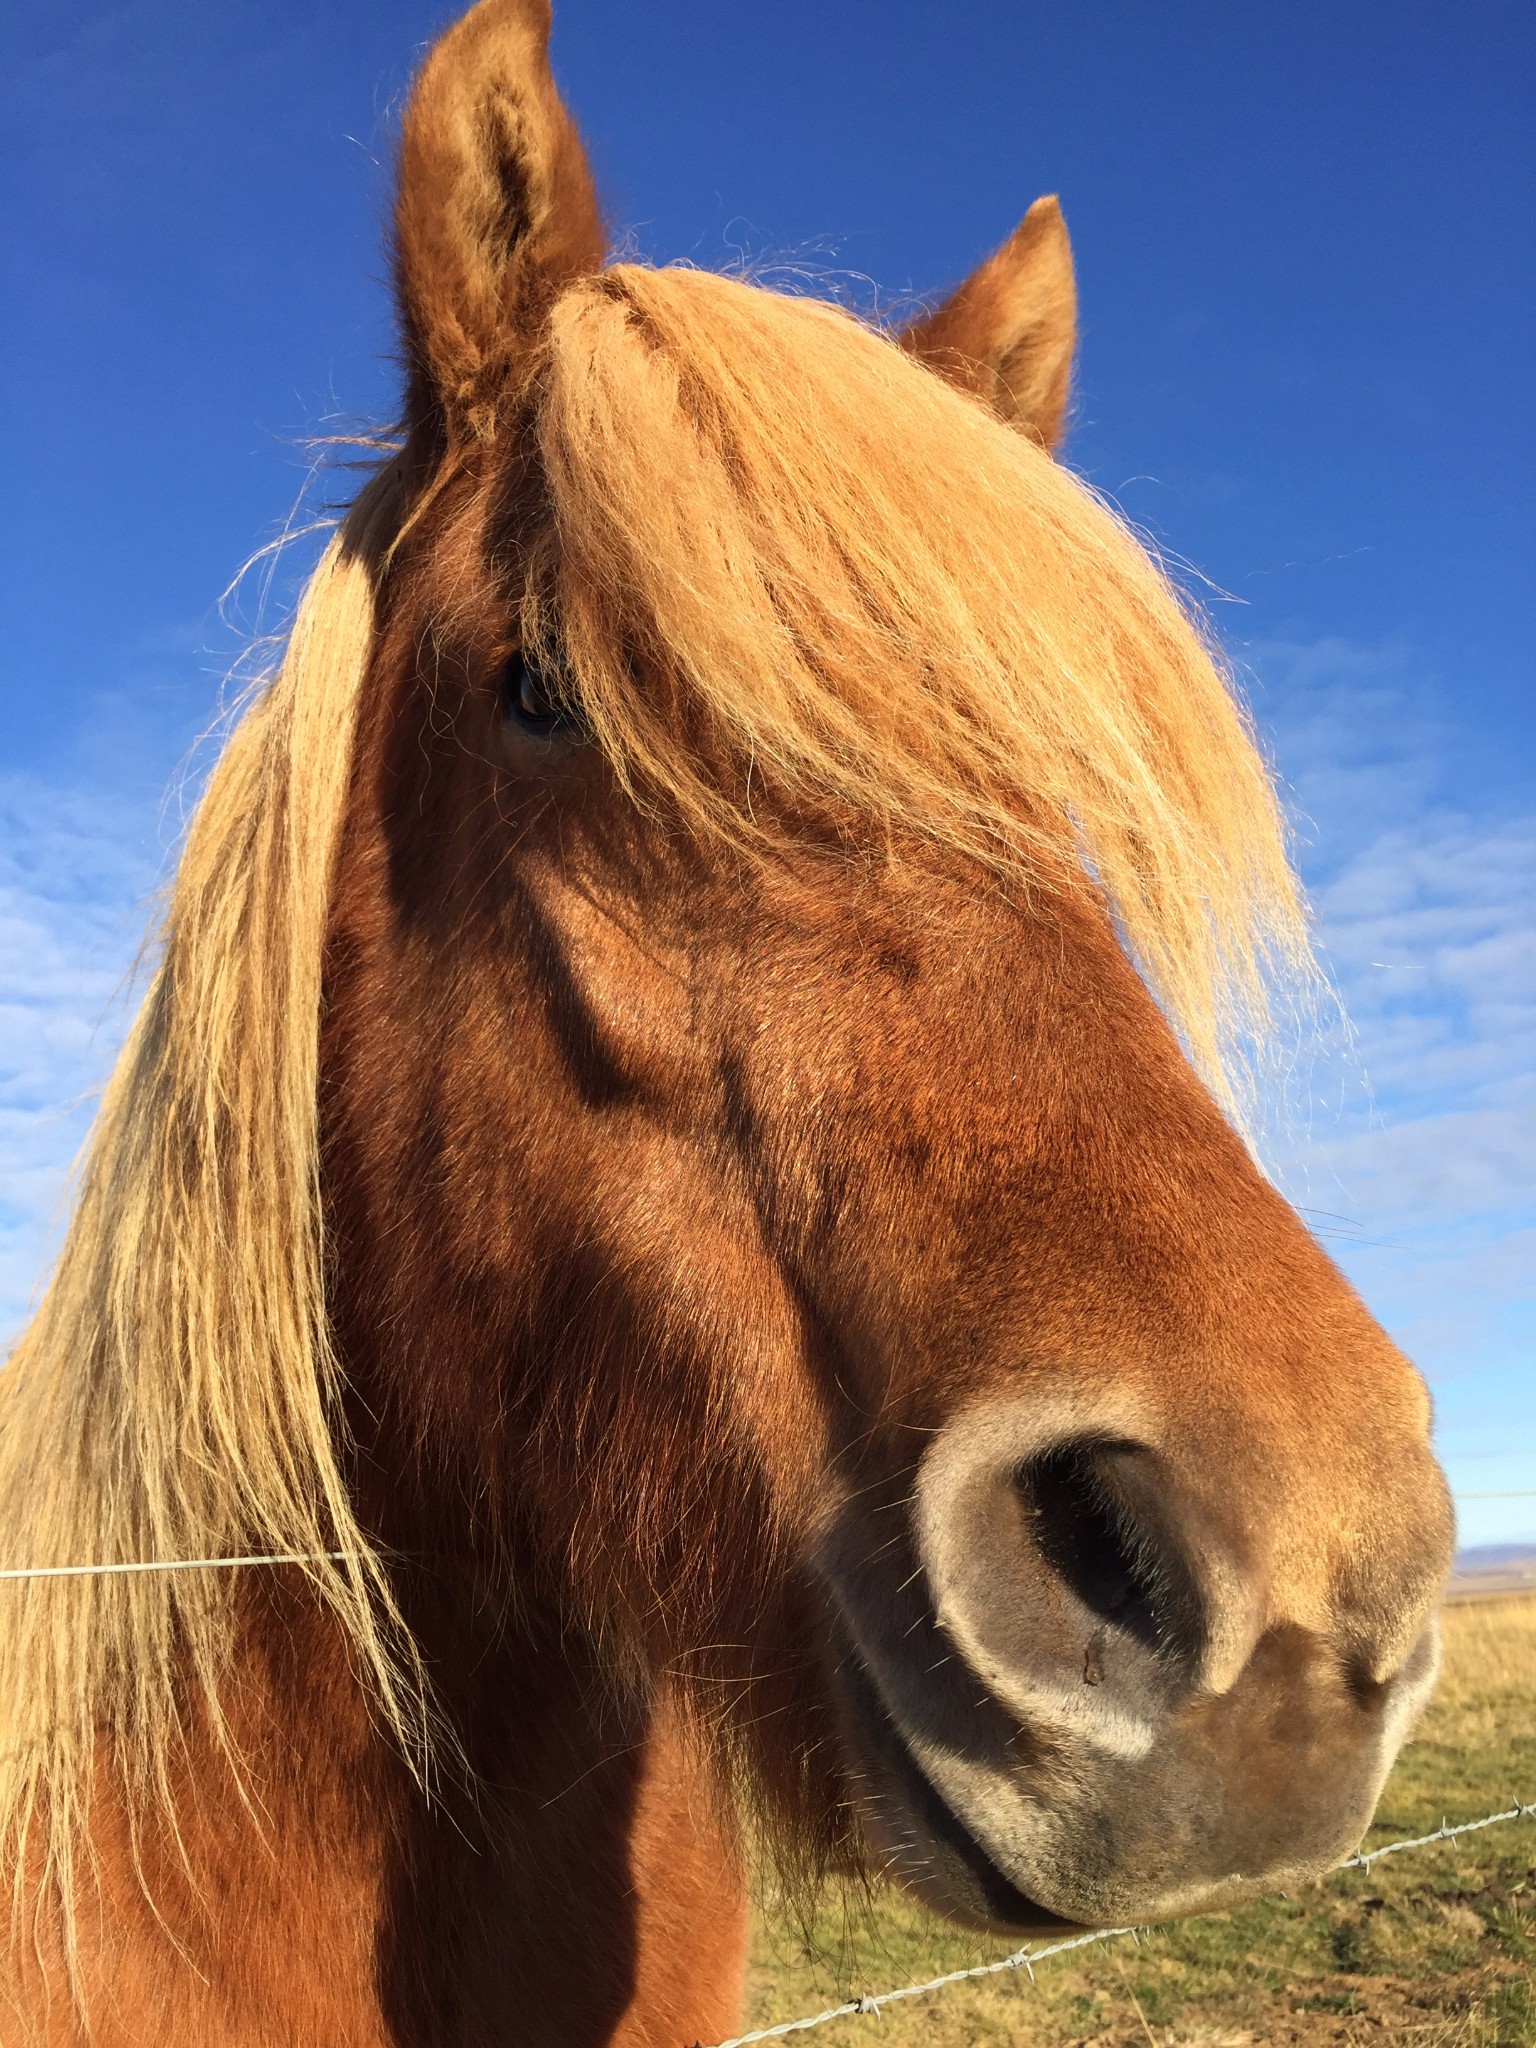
top-left (327, 0), bottom-right (1452, 1935)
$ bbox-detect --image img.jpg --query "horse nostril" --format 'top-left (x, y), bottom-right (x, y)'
top-left (1014, 1440), bottom-right (1178, 1655)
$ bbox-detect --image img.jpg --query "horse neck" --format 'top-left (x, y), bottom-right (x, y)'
top-left (20, 1557), bottom-right (746, 2045)
top-left (361, 1544), bottom-right (754, 2047)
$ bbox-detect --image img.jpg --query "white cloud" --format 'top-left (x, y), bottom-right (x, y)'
top-left (1284, 809), bottom-right (1535, 1216)
top-left (1244, 641), bottom-right (1534, 1533)
top-left (0, 773), bottom-right (164, 1342)
top-left (1303, 1098), bottom-right (1534, 1223)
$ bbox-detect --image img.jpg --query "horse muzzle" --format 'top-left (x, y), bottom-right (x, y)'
top-left (818, 1391), bottom-right (1450, 1932)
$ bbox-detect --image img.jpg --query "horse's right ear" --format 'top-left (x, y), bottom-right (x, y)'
top-left (394, 0), bottom-right (604, 442)
top-left (902, 197), bottom-right (1077, 452)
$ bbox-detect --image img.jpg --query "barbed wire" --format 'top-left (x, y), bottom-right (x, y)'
top-left (706, 1799), bottom-right (1536, 2048)
top-left (1341, 1800), bottom-right (1536, 1871)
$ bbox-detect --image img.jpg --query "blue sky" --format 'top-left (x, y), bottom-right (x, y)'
top-left (3, 2), bottom-right (1532, 1546)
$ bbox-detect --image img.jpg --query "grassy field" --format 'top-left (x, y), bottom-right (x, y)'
top-left (745, 1593), bottom-right (1536, 2047)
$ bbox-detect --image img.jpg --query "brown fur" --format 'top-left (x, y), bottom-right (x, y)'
top-left (1, 3), bottom-right (1451, 2040)
top-left (396, 0), bottom-right (606, 440)
top-left (903, 195), bottom-right (1078, 447)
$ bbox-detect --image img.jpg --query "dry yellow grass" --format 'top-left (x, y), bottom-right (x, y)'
top-left (745, 1592), bottom-right (1536, 2046)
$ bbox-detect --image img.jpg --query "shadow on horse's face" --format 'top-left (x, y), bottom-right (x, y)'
top-left (315, 0), bottom-right (1453, 1943)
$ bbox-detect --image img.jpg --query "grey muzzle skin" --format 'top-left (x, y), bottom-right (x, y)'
top-left (819, 1398), bottom-right (1446, 1932)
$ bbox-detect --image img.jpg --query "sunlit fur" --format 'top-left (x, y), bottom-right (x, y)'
top-left (1, 165), bottom-right (1316, 1985)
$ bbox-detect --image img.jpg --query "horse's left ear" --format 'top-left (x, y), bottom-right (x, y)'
top-left (394, 0), bottom-right (604, 441)
top-left (902, 196), bottom-right (1077, 452)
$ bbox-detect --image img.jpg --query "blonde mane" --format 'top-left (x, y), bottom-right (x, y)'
top-left (0, 470), bottom-right (418, 1930)
top-left (0, 262), bottom-right (1313, 1927)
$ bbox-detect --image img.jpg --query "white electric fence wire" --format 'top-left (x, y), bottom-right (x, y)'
top-left (0, 1552), bottom-right (351, 1580)
top-left (706, 1800), bottom-right (1536, 2048)
top-left (0, 1482), bottom-right (1515, 1579)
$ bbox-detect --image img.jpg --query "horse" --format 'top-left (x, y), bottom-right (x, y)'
top-left (0, 3), bottom-right (1452, 2042)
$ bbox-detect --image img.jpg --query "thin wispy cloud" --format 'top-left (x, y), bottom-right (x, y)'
top-left (1252, 638), bottom-right (1535, 1543)
top-left (0, 774), bottom-right (162, 1335)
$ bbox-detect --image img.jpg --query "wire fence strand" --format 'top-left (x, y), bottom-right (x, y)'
top-left (707, 1799), bottom-right (1536, 2048)
top-left (0, 1483), bottom-right (1519, 1581)
top-left (0, 1551), bottom-right (351, 1581)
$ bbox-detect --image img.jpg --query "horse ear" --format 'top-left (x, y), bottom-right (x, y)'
top-left (902, 196), bottom-right (1077, 451)
top-left (394, 0), bottom-right (604, 441)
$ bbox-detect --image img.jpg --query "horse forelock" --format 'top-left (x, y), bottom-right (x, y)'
top-left (533, 261), bottom-right (1318, 1117)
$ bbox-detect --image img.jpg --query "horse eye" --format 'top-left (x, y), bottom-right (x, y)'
top-left (500, 648), bottom-right (584, 742)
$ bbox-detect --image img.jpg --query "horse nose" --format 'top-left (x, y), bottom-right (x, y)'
top-left (918, 1412), bottom-right (1446, 1725)
top-left (878, 1404), bottom-right (1451, 1925)
top-left (920, 1427), bottom-right (1253, 1739)
top-left (1011, 1438), bottom-right (1205, 1684)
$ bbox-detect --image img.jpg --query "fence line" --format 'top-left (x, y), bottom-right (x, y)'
top-left (706, 1799), bottom-right (1536, 2048)
top-left (0, 1547), bottom-right (1529, 2043)
top-left (0, 1485), bottom-right (1522, 1580)
top-left (0, 1550), bottom-right (352, 1581)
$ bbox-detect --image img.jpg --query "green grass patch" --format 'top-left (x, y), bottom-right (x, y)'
top-left (746, 1593), bottom-right (1536, 2045)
